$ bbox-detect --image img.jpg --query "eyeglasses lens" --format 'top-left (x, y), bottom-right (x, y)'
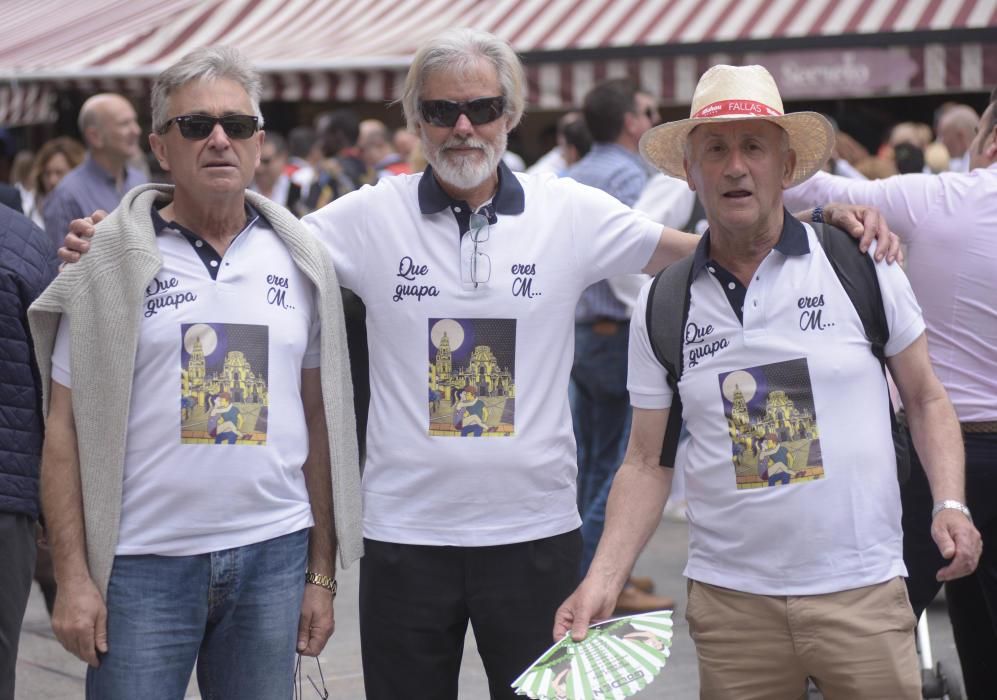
top-left (170, 114), bottom-right (259, 140)
top-left (420, 97), bottom-right (505, 127)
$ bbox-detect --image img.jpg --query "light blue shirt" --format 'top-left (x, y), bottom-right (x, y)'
top-left (42, 156), bottom-right (146, 252)
top-left (565, 143), bottom-right (653, 322)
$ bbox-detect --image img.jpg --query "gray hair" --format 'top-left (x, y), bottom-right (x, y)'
top-left (401, 28), bottom-right (525, 132)
top-left (151, 46), bottom-right (264, 134)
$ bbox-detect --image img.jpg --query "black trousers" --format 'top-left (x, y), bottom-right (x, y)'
top-left (902, 433), bottom-right (997, 698)
top-left (359, 529), bottom-right (581, 700)
top-left (0, 513), bottom-right (36, 700)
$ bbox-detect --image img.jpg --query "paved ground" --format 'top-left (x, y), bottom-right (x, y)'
top-left (15, 516), bottom-right (965, 698)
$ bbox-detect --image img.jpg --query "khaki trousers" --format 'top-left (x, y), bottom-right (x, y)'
top-left (686, 576), bottom-right (921, 700)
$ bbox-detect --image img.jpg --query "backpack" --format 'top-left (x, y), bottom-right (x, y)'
top-left (645, 222), bottom-right (911, 481)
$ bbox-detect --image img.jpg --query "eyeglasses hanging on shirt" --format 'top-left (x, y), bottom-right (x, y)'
top-left (461, 212), bottom-right (491, 288)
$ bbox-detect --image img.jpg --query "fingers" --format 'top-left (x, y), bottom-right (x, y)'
top-left (934, 517), bottom-right (983, 582)
top-left (57, 247), bottom-right (82, 265)
top-left (95, 604), bottom-right (108, 654)
top-left (297, 616), bottom-right (334, 657)
top-left (297, 611), bottom-right (311, 655)
top-left (553, 596), bottom-right (592, 643)
top-left (298, 588), bottom-right (335, 656)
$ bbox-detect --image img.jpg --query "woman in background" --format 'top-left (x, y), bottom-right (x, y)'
top-left (24, 137), bottom-right (84, 228)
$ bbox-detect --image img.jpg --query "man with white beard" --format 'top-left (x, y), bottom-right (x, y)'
top-left (300, 28), bottom-right (901, 698)
top-left (61, 28), bottom-right (898, 700)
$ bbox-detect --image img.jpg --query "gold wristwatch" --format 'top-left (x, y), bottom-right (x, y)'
top-left (305, 571), bottom-right (338, 596)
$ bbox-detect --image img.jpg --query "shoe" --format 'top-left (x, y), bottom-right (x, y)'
top-left (628, 575), bottom-right (655, 594)
top-left (614, 584), bottom-right (675, 614)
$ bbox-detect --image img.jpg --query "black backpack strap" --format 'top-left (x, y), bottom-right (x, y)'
top-left (810, 222), bottom-right (887, 361)
top-left (646, 254), bottom-right (696, 467)
top-left (810, 222), bottom-right (910, 482)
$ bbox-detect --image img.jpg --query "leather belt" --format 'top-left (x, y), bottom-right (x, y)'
top-left (590, 319), bottom-right (628, 336)
top-left (961, 421), bottom-right (997, 434)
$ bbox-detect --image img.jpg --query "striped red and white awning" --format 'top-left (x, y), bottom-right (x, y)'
top-left (1, 0), bottom-right (994, 124)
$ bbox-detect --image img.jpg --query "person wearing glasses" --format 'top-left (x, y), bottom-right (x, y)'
top-left (42, 93), bottom-right (146, 252)
top-left (29, 46), bottom-right (361, 698)
top-left (59, 31), bottom-right (899, 700)
top-left (562, 78), bottom-right (675, 614)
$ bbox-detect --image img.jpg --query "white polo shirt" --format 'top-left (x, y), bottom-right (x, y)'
top-left (303, 162), bottom-right (661, 546)
top-left (52, 207), bottom-right (321, 556)
top-left (628, 215), bottom-right (925, 596)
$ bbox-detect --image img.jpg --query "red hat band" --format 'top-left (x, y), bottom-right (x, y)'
top-left (693, 99), bottom-right (783, 119)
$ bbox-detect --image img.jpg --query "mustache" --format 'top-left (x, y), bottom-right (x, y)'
top-left (441, 136), bottom-right (489, 151)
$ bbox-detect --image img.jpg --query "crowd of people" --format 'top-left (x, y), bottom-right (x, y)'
top-left (0, 24), bottom-right (994, 700)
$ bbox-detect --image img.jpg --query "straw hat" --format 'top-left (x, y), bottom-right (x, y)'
top-left (639, 64), bottom-right (835, 188)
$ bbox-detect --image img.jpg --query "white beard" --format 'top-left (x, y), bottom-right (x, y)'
top-left (423, 130), bottom-right (507, 192)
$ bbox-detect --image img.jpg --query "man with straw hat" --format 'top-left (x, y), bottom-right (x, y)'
top-left (554, 64), bottom-right (980, 699)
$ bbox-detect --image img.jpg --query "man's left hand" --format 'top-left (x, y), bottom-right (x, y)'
top-left (297, 583), bottom-right (335, 656)
top-left (932, 510), bottom-right (982, 581)
top-left (821, 203), bottom-right (902, 263)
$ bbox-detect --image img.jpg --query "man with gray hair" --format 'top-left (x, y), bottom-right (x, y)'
top-left (555, 64), bottom-right (980, 699)
top-left (43, 93), bottom-right (145, 251)
top-left (299, 30), bottom-right (894, 698)
top-left (61, 31), bottom-right (897, 699)
top-left (31, 46), bottom-right (361, 697)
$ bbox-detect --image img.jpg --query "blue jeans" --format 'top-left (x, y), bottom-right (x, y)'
top-left (86, 528), bottom-right (308, 700)
top-left (572, 321), bottom-right (631, 576)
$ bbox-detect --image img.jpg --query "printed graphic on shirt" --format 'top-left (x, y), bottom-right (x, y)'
top-left (180, 323), bottom-right (269, 446)
top-left (718, 358), bottom-right (824, 490)
top-left (428, 318), bottom-right (516, 437)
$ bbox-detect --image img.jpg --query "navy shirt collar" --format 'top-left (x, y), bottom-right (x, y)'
top-left (418, 159), bottom-right (525, 219)
top-left (692, 208), bottom-right (811, 274)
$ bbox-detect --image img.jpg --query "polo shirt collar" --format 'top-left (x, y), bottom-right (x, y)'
top-left (151, 202), bottom-right (259, 238)
top-left (692, 207), bottom-right (810, 274)
top-left (418, 159), bottom-right (525, 218)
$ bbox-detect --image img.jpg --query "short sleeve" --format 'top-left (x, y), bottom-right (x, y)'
top-left (301, 186), bottom-right (370, 294)
top-left (51, 313), bottom-right (72, 388)
top-left (627, 279), bottom-right (674, 409)
top-left (869, 241), bottom-right (926, 357)
top-left (563, 179), bottom-right (662, 288)
top-left (302, 292), bottom-right (321, 370)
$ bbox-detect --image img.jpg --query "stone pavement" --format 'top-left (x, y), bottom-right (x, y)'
top-left (15, 517), bottom-right (964, 698)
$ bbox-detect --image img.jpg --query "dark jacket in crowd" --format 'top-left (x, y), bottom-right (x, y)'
top-left (0, 204), bottom-right (57, 518)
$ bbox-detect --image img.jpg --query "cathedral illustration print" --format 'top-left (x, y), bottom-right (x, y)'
top-left (428, 318), bottom-right (516, 437)
top-left (180, 323), bottom-right (269, 445)
top-left (718, 358), bottom-right (825, 489)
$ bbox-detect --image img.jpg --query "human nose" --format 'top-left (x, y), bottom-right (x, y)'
top-left (206, 122), bottom-right (232, 148)
top-left (453, 112), bottom-right (474, 137)
top-left (723, 147), bottom-right (747, 178)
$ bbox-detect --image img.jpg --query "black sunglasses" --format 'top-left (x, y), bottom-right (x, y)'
top-left (161, 114), bottom-right (260, 140)
top-left (419, 96), bottom-right (506, 127)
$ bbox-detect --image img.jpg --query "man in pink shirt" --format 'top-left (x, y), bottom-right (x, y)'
top-left (784, 87), bottom-right (997, 697)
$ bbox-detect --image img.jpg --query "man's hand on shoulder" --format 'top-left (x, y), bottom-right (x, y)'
top-left (58, 210), bottom-right (107, 267)
top-left (932, 509), bottom-right (982, 582)
top-left (51, 574), bottom-right (108, 667)
top-left (297, 581), bottom-right (335, 656)
top-left (820, 203), bottom-right (902, 263)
